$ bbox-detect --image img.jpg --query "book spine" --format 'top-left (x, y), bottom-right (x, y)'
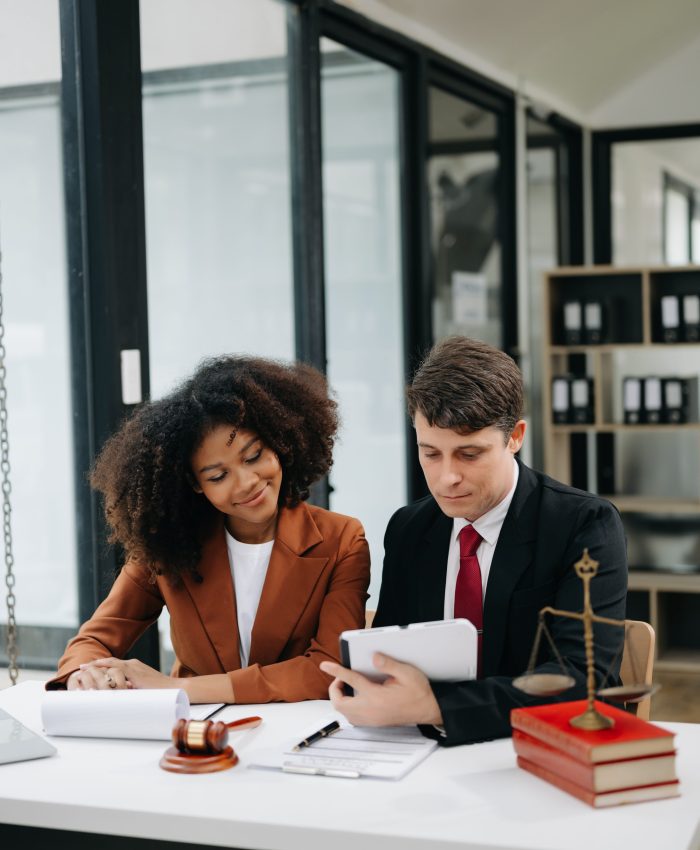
top-left (517, 756), bottom-right (597, 806)
top-left (513, 732), bottom-right (596, 790)
top-left (511, 712), bottom-right (593, 763)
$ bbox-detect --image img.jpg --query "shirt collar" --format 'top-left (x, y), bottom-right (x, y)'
top-left (452, 457), bottom-right (520, 547)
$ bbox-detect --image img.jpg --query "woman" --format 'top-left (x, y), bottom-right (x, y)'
top-left (47, 355), bottom-right (370, 703)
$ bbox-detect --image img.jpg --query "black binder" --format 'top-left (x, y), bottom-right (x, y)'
top-left (583, 300), bottom-right (605, 345)
top-left (642, 377), bottom-right (663, 424)
top-left (623, 377), bottom-right (643, 425)
top-left (570, 377), bottom-right (594, 424)
top-left (562, 300), bottom-right (582, 345)
top-left (662, 377), bottom-right (698, 424)
top-left (660, 295), bottom-right (681, 343)
top-left (682, 294), bottom-right (700, 342)
top-left (551, 376), bottom-right (570, 424)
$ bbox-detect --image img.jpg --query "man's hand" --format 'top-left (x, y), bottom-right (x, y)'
top-left (319, 653), bottom-right (443, 727)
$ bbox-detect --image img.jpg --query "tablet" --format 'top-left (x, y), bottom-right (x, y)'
top-left (339, 618), bottom-right (477, 684)
top-left (0, 706), bottom-right (57, 765)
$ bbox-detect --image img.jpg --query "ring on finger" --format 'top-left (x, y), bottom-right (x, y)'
top-left (106, 673), bottom-right (117, 689)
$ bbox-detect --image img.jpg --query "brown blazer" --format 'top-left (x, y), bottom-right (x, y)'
top-left (48, 503), bottom-right (370, 703)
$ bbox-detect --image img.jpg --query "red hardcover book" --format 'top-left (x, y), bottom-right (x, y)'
top-left (510, 700), bottom-right (674, 763)
top-left (517, 756), bottom-right (681, 807)
top-left (513, 730), bottom-right (677, 792)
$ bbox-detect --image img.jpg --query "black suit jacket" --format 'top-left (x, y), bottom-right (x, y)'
top-left (374, 460), bottom-right (628, 745)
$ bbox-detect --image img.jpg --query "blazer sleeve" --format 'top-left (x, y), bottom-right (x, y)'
top-left (428, 498), bottom-right (628, 745)
top-left (46, 561), bottom-right (165, 689)
top-left (227, 520), bottom-right (370, 704)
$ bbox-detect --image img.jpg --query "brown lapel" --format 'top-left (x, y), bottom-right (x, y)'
top-left (181, 521), bottom-right (242, 674)
top-left (248, 503), bottom-right (329, 666)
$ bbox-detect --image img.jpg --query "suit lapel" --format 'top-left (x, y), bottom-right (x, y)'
top-left (248, 503), bottom-right (328, 666)
top-left (417, 508), bottom-right (453, 623)
top-left (482, 461), bottom-right (539, 676)
top-left (182, 521), bottom-right (241, 673)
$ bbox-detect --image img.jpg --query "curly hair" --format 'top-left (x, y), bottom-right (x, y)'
top-left (91, 355), bottom-right (339, 582)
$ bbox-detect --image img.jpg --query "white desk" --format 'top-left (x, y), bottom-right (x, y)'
top-left (1, 682), bottom-right (699, 850)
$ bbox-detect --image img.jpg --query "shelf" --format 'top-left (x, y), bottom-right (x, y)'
top-left (628, 570), bottom-right (700, 592)
top-left (551, 423), bottom-right (700, 433)
top-left (602, 496), bottom-right (700, 514)
top-left (545, 265), bottom-right (700, 676)
top-left (655, 650), bottom-right (700, 673)
top-left (550, 342), bottom-right (700, 353)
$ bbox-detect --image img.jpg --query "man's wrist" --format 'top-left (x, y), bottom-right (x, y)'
top-left (419, 690), bottom-right (443, 726)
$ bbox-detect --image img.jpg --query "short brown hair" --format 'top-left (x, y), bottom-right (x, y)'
top-left (406, 336), bottom-right (523, 439)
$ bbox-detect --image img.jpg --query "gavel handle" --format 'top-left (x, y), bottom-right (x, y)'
top-left (225, 715), bottom-right (262, 731)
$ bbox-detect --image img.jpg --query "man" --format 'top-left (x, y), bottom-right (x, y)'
top-left (320, 336), bottom-right (627, 745)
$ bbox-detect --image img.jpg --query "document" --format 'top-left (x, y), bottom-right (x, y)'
top-left (248, 718), bottom-right (437, 780)
top-left (41, 689), bottom-right (190, 740)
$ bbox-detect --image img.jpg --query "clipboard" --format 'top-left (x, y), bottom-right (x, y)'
top-left (247, 719), bottom-right (437, 780)
top-left (339, 618), bottom-right (477, 684)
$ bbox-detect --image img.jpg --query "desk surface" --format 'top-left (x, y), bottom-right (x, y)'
top-left (0, 682), bottom-right (698, 850)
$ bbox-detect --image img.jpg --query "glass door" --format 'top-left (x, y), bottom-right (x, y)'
top-left (428, 86), bottom-right (505, 348)
top-left (320, 40), bottom-right (406, 605)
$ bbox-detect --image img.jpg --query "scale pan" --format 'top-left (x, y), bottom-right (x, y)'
top-left (512, 673), bottom-right (576, 696)
top-left (597, 683), bottom-right (660, 703)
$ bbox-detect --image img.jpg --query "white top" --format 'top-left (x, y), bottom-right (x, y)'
top-left (225, 530), bottom-right (274, 668)
top-left (1, 682), bottom-right (698, 850)
top-left (443, 458), bottom-right (519, 619)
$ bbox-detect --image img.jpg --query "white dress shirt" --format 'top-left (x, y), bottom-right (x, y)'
top-left (443, 458), bottom-right (519, 619)
top-left (225, 530), bottom-right (274, 668)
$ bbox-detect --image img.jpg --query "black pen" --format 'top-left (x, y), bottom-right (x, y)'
top-left (292, 720), bottom-right (341, 751)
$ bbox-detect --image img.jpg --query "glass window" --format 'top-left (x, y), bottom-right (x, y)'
top-left (140, 0), bottom-right (293, 659)
top-left (321, 41), bottom-right (406, 605)
top-left (665, 185), bottom-right (690, 265)
top-left (612, 138), bottom-right (700, 265)
top-left (140, 0), bottom-right (294, 401)
top-left (0, 0), bottom-right (77, 657)
top-left (428, 87), bottom-right (502, 347)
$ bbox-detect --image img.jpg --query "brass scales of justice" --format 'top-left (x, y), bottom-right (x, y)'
top-left (512, 548), bottom-right (659, 731)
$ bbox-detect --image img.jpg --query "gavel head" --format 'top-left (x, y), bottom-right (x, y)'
top-left (172, 719), bottom-right (229, 755)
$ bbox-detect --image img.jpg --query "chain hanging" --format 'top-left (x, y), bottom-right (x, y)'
top-left (0, 242), bottom-right (19, 685)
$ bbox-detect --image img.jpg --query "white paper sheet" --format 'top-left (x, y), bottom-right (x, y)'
top-left (41, 689), bottom-right (190, 740)
top-left (248, 718), bottom-right (437, 780)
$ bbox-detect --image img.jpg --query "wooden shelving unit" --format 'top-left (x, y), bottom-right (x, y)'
top-left (543, 264), bottom-right (700, 674)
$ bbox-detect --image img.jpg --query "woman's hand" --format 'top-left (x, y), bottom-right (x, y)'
top-left (72, 657), bottom-right (176, 690)
top-left (67, 663), bottom-right (132, 691)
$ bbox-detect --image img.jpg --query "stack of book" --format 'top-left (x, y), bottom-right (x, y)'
top-left (511, 700), bottom-right (680, 807)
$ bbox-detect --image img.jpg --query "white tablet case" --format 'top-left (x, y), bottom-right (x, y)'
top-left (339, 618), bottom-right (477, 683)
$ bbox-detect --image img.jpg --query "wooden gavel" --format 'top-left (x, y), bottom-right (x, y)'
top-left (172, 715), bottom-right (263, 755)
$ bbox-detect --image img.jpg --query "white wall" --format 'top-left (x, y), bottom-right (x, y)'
top-left (590, 32), bottom-right (700, 128)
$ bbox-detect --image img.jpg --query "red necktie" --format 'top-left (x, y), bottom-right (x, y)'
top-left (455, 525), bottom-right (483, 677)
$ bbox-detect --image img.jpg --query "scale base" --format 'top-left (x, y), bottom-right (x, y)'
top-left (569, 708), bottom-right (614, 731)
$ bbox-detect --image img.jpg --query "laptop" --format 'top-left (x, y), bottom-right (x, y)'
top-left (0, 706), bottom-right (57, 765)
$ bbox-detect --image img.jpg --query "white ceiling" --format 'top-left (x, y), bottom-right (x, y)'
top-left (359, 0), bottom-right (700, 119)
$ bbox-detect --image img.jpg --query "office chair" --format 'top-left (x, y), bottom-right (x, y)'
top-left (620, 619), bottom-right (656, 720)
